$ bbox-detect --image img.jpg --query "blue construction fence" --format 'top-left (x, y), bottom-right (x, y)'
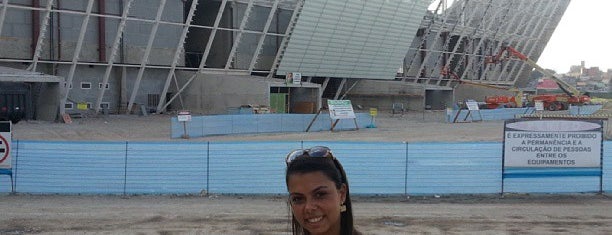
top-left (171, 107), bottom-right (604, 138)
top-left (1, 140), bottom-right (611, 195)
top-left (171, 113), bottom-right (373, 138)
top-left (569, 104), bottom-right (603, 115)
top-left (446, 105), bottom-right (603, 122)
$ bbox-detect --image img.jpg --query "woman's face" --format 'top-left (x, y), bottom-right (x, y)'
top-left (287, 171), bottom-right (347, 235)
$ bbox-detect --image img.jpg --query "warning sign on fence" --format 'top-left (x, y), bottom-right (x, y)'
top-left (0, 121), bottom-right (11, 169)
top-left (503, 119), bottom-right (602, 168)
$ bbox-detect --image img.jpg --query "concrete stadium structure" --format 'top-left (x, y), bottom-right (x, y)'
top-left (0, 0), bottom-right (569, 120)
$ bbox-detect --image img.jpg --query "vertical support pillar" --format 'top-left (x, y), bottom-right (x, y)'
top-left (97, 0), bottom-right (106, 62)
top-left (333, 78), bottom-right (346, 100)
top-left (31, 0), bottom-right (40, 57)
top-left (319, 77), bottom-right (330, 109)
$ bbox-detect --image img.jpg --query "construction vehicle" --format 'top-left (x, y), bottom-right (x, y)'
top-left (485, 45), bottom-right (590, 111)
top-left (442, 66), bottom-right (524, 109)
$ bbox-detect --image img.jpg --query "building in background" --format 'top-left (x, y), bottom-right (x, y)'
top-left (0, 0), bottom-right (570, 120)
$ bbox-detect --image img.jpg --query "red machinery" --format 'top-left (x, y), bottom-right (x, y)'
top-left (484, 95), bottom-right (519, 109)
top-left (529, 94), bottom-right (591, 111)
top-left (484, 45), bottom-right (590, 111)
top-left (442, 66), bottom-right (523, 109)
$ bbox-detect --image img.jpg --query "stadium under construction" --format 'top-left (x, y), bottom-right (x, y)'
top-left (0, 0), bottom-right (570, 121)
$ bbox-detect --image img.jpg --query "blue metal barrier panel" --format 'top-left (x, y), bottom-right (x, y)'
top-left (13, 141), bottom-right (126, 194)
top-left (406, 142), bottom-right (502, 195)
top-left (446, 108), bottom-right (533, 122)
top-left (304, 141), bottom-right (408, 195)
top-left (4, 140), bottom-right (612, 195)
top-left (207, 141), bottom-right (301, 194)
top-left (125, 142), bottom-right (208, 194)
top-left (172, 113), bottom-right (372, 138)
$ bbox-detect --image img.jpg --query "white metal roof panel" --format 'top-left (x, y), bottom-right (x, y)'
top-left (277, 0), bottom-right (430, 79)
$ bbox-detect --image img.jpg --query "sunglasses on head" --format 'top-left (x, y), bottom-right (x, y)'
top-left (285, 146), bottom-right (334, 165)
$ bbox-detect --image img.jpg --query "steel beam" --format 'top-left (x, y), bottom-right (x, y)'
top-left (503, 1), bottom-right (553, 82)
top-left (29, 0), bottom-right (54, 72)
top-left (247, 0), bottom-right (281, 73)
top-left (457, 1), bottom-right (510, 81)
top-left (432, 0), bottom-right (491, 85)
top-left (414, 0), bottom-right (460, 84)
top-left (267, 0), bottom-right (304, 78)
top-left (126, 0), bottom-right (167, 114)
top-left (333, 78), bottom-right (346, 100)
top-left (478, 0), bottom-right (531, 82)
top-left (224, 0), bottom-right (256, 70)
top-left (159, 73), bottom-right (197, 113)
top-left (94, 0), bottom-right (134, 114)
top-left (62, 0), bottom-right (94, 107)
top-left (512, 0), bottom-right (565, 82)
top-left (0, 0), bottom-right (9, 37)
top-left (403, 1), bottom-right (439, 81)
top-left (156, 0), bottom-right (199, 113)
top-left (491, 1), bottom-right (545, 82)
top-left (198, 0), bottom-right (229, 71)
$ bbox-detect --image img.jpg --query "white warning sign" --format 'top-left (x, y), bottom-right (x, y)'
top-left (327, 100), bottom-right (356, 120)
top-left (503, 120), bottom-right (602, 168)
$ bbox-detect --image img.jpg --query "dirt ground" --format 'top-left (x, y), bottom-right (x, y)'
top-left (1, 194), bottom-right (611, 234)
top-left (4, 111), bottom-right (612, 234)
top-left (11, 111), bottom-right (505, 142)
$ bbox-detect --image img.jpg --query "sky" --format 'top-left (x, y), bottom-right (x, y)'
top-left (538, 0), bottom-right (612, 73)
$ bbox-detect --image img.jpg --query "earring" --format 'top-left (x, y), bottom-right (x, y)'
top-left (340, 203), bottom-right (346, 212)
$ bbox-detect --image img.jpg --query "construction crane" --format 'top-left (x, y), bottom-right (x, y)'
top-left (441, 66), bottom-right (524, 109)
top-left (485, 45), bottom-right (590, 111)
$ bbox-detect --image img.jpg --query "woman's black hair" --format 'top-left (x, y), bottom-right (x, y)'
top-left (285, 155), bottom-right (358, 235)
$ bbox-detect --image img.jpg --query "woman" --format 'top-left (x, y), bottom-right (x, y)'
top-left (285, 146), bottom-right (361, 235)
